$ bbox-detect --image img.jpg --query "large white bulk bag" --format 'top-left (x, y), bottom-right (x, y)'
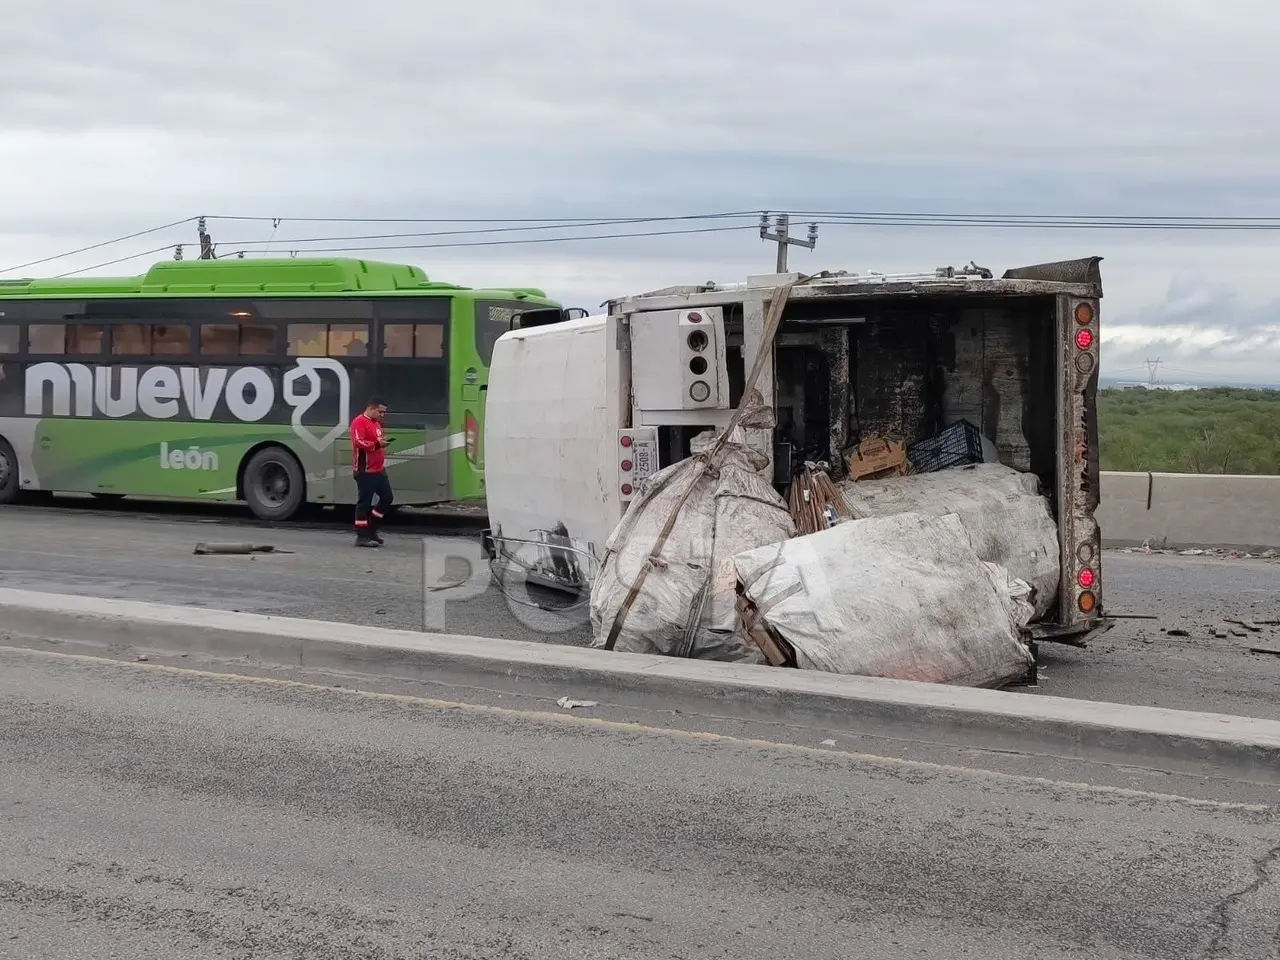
top-left (733, 512), bottom-right (1035, 687)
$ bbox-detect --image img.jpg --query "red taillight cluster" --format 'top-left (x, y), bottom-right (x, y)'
top-left (464, 412), bottom-right (479, 463)
top-left (620, 434), bottom-right (635, 498)
top-left (1074, 301), bottom-right (1096, 352)
top-left (1078, 568), bottom-right (1095, 589)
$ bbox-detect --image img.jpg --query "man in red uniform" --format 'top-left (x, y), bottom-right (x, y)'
top-left (351, 397), bottom-right (394, 547)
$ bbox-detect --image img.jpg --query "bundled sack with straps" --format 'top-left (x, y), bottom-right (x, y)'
top-left (733, 511), bottom-right (1035, 687)
top-left (589, 402), bottom-right (795, 663)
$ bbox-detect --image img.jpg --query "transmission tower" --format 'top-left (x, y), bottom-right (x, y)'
top-left (1144, 357), bottom-right (1162, 386)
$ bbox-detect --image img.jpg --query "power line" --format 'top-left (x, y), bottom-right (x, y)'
top-left (205, 211), bottom-right (761, 225)
top-left (53, 244), bottom-right (184, 278)
top-left (799, 212), bottom-right (1280, 230)
top-left (0, 217), bottom-right (197, 275)
top-left (219, 214), bottom-right (764, 247)
top-left (220, 223), bottom-right (758, 258)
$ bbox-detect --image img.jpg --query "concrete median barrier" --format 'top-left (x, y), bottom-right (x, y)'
top-left (1100, 471), bottom-right (1280, 550)
top-left (2, 587), bottom-right (1279, 786)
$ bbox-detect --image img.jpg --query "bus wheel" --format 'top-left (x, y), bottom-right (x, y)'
top-left (242, 447), bottom-right (305, 522)
top-left (0, 438), bottom-right (18, 505)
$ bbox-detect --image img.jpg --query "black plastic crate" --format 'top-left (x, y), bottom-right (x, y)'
top-left (908, 419), bottom-right (985, 474)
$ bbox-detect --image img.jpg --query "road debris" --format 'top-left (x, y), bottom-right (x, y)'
top-left (1249, 647), bottom-right (1280, 658)
top-left (1121, 544), bottom-right (1280, 562)
top-left (556, 697), bottom-right (599, 709)
top-left (1227, 619), bottom-right (1263, 632)
top-left (193, 542), bottom-right (294, 556)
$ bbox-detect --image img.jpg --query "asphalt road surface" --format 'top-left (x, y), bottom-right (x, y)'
top-left (1, 501), bottom-right (1278, 720)
top-left (2, 647), bottom-right (1278, 960)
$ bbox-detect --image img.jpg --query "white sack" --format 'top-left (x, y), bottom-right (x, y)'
top-left (732, 512), bottom-right (1035, 687)
top-left (840, 462), bottom-right (1060, 619)
top-left (590, 429), bottom-right (796, 662)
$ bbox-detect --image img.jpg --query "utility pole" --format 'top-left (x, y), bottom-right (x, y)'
top-left (1144, 357), bottom-right (1162, 387)
top-left (759, 212), bottom-right (817, 273)
top-left (197, 217), bottom-right (215, 259)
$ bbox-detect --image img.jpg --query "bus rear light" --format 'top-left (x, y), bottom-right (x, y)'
top-left (1078, 568), bottom-right (1096, 589)
top-left (687, 311), bottom-right (703, 323)
top-left (689, 380), bottom-right (711, 402)
top-left (464, 412), bottom-right (479, 462)
top-left (621, 459), bottom-right (633, 471)
top-left (620, 435), bottom-right (633, 448)
top-left (1075, 329), bottom-right (1094, 350)
top-left (621, 483), bottom-right (633, 496)
top-left (1075, 302), bottom-right (1095, 325)
top-left (1078, 591), bottom-right (1097, 614)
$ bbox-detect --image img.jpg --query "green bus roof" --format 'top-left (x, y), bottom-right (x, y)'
top-left (0, 257), bottom-right (553, 300)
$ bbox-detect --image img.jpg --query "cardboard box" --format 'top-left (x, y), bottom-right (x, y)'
top-left (846, 437), bottom-right (909, 482)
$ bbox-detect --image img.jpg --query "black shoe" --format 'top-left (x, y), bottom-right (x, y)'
top-left (355, 535), bottom-right (381, 548)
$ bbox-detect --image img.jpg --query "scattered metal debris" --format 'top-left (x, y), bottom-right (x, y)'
top-left (1249, 647), bottom-right (1280, 658)
top-left (1226, 619), bottom-right (1263, 633)
top-left (556, 697), bottom-right (599, 710)
top-left (193, 542), bottom-right (295, 555)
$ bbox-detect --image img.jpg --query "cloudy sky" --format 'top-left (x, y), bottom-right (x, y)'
top-left (4, 0), bottom-right (1280, 386)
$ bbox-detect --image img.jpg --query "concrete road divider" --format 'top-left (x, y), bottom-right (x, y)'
top-left (2, 587), bottom-right (1279, 785)
top-left (1100, 471), bottom-right (1280, 550)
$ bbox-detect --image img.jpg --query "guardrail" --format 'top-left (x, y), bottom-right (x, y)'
top-left (1099, 471), bottom-right (1280, 551)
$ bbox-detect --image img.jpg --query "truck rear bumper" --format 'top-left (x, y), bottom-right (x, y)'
top-left (1027, 617), bottom-right (1115, 648)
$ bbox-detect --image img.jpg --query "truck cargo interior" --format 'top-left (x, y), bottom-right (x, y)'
top-left (658, 294), bottom-right (1061, 519)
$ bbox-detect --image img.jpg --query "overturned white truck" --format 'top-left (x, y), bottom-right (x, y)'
top-left (481, 258), bottom-right (1113, 657)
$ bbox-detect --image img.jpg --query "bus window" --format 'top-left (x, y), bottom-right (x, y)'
top-left (474, 302), bottom-right (522, 365)
top-left (415, 324), bottom-right (444, 358)
top-left (112, 324), bottom-right (150, 355)
top-left (287, 325), bottom-right (326, 357)
top-left (378, 363), bottom-right (447, 415)
top-left (383, 323), bottom-right (444, 358)
top-left (240, 325), bottom-right (275, 356)
top-left (68, 324), bottom-right (105, 355)
top-left (152, 324), bottom-right (191, 356)
top-left (382, 324), bottom-right (414, 358)
top-left (201, 324), bottom-right (239, 356)
top-left (328, 324), bottom-right (369, 356)
top-left (0, 325), bottom-right (18, 354)
top-left (28, 324), bottom-right (65, 354)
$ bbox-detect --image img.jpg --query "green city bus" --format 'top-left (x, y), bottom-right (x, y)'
top-left (0, 257), bottom-right (561, 520)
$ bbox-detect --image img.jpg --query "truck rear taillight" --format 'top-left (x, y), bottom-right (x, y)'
top-left (1075, 328), bottom-right (1094, 350)
top-left (1075, 302), bottom-right (1094, 325)
top-left (1078, 591), bottom-right (1097, 614)
top-left (1078, 568), bottom-right (1096, 589)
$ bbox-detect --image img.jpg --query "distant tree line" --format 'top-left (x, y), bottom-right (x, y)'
top-left (1099, 387), bottom-right (1280, 475)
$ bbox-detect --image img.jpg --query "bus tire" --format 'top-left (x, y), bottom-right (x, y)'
top-left (0, 437), bottom-right (18, 505)
top-left (242, 446), bottom-right (306, 522)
